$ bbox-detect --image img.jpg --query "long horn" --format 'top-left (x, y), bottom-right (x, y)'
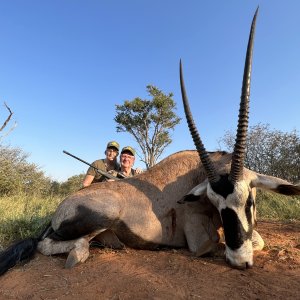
top-left (180, 60), bottom-right (220, 183)
top-left (230, 8), bottom-right (259, 184)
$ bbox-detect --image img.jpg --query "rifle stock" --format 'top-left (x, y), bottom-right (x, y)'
top-left (63, 150), bottom-right (124, 180)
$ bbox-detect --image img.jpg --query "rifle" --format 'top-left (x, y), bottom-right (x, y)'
top-left (63, 150), bottom-right (126, 180)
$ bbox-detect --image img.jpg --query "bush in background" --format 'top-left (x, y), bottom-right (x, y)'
top-left (56, 174), bottom-right (85, 196)
top-left (0, 144), bottom-right (84, 197)
top-left (219, 124), bottom-right (300, 183)
top-left (0, 144), bottom-right (52, 196)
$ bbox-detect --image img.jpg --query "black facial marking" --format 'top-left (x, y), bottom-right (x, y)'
top-left (245, 193), bottom-right (253, 225)
top-left (210, 174), bottom-right (234, 198)
top-left (221, 207), bottom-right (252, 250)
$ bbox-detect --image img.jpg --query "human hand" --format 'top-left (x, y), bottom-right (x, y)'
top-left (135, 167), bottom-right (143, 174)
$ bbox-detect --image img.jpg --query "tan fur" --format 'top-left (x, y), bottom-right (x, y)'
top-left (38, 149), bottom-right (298, 269)
top-left (40, 151), bottom-right (231, 268)
top-left (70, 150), bottom-right (232, 247)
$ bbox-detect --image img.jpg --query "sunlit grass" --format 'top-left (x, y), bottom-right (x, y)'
top-left (0, 194), bottom-right (63, 248)
top-left (256, 190), bottom-right (300, 222)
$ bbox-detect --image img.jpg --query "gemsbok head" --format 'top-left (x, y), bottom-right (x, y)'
top-left (179, 8), bottom-right (299, 269)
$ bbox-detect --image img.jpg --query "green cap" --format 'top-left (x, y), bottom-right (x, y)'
top-left (106, 141), bottom-right (120, 151)
top-left (121, 146), bottom-right (135, 156)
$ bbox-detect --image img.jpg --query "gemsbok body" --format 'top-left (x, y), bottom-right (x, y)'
top-left (0, 8), bottom-right (299, 275)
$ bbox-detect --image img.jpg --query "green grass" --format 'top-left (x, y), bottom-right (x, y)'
top-left (0, 190), bottom-right (299, 249)
top-left (0, 194), bottom-right (62, 249)
top-left (256, 190), bottom-right (300, 222)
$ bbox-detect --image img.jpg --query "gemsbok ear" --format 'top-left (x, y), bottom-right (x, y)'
top-left (177, 180), bottom-right (208, 204)
top-left (251, 173), bottom-right (300, 196)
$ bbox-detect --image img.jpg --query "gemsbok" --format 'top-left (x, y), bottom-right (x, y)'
top-left (0, 8), bottom-right (299, 276)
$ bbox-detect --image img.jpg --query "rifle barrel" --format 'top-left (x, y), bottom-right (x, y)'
top-left (63, 150), bottom-right (120, 180)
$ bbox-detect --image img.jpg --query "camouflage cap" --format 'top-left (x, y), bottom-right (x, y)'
top-left (106, 141), bottom-right (120, 151)
top-left (121, 146), bottom-right (135, 156)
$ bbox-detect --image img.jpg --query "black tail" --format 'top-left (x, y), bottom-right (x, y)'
top-left (0, 238), bottom-right (38, 276)
top-left (0, 223), bottom-right (53, 276)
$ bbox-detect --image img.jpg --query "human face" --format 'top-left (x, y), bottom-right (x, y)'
top-left (106, 147), bottom-right (118, 161)
top-left (120, 152), bottom-right (135, 169)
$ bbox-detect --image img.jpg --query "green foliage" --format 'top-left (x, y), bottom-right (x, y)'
top-left (115, 85), bottom-right (181, 168)
top-left (59, 174), bottom-right (85, 196)
top-left (0, 194), bottom-right (62, 248)
top-left (256, 190), bottom-right (300, 221)
top-left (219, 123), bottom-right (300, 182)
top-left (0, 144), bottom-right (52, 196)
top-left (0, 143), bottom-right (84, 198)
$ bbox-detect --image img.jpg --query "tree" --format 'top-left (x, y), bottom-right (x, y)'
top-left (219, 123), bottom-right (300, 183)
top-left (115, 85), bottom-right (181, 169)
top-left (0, 102), bottom-right (17, 141)
top-left (59, 174), bottom-right (85, 195)
top-left (0, 144), bottom-right (52, 196)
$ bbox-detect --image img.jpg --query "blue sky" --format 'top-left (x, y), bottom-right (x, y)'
top-left (0, 1), bottom-right (299, 182)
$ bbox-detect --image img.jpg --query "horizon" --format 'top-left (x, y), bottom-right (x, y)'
top-left (0, 1), bottom-right (299, 182)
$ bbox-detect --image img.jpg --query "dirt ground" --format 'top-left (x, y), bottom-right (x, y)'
top-left (0, 221), bottom-right (299, 300)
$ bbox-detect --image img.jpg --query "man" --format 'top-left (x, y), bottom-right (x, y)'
top-left (107, 146), bottom-right (142, 178)
top-left (117, 146), bottom-right (143, 177)
top-left (82, 141), bottom-right (120, 187)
